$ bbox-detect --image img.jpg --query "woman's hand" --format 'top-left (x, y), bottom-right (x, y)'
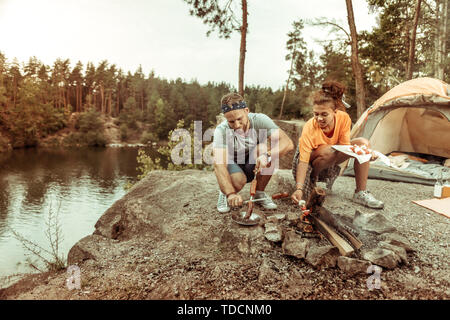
top-left (291, 189), bottom-right (303, 204)
top-left (370, 150), bottom-right (379, 161)
top-left (227, 193), bottom-right (243, 208)
top-left (256, 153), bottom-right (270, 169)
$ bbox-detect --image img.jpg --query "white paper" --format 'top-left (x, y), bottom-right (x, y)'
top-left (331, 145), bottom-right (391, 166)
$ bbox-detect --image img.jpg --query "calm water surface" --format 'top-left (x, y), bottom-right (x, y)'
top-left (0, 146), bottom-right (159, 281)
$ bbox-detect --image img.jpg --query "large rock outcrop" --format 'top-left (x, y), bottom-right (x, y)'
top-left (2, 169), bottom-right (449, 300)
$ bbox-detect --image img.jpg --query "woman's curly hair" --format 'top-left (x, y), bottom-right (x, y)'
top-left (310, 80), bottom-right (347, 112)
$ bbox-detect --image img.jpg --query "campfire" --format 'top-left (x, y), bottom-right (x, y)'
top-left (261, 187), bottom-right (414, 273)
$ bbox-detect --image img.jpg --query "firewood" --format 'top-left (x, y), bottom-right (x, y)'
top-left (308, 215), bottom-right (354, 256)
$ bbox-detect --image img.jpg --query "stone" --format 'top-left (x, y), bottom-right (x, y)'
top-left (379, 233), bottom-right (414, 252)
top-left (305, 245), bottom-right (340, 269)
top-left (68, 234), bottom-right (112, 265)
top-left (272, 213), bottom-right (286, 222)
top-left (266, 216), bottom-right (278, 224)
top-left (282, 231), bottom-right (310, 259)
top-left (337, 256), bottom-right (371, 276)
top-left (379, 241), bottom-right (408, 264)
top-left (362, 248), bottom-right (401, 269)
top-left (353, 210), bottom-right (397, 235)
top-left (286, 212), bottom-right (300, 224)
top-left (264, 223), bottom-right (283, 242)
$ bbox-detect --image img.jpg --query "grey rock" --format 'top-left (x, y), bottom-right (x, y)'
top-left (379, 241), bottom-right (408, 264)
top-left (286, 212), bottom-right (300, 225)
top-left (264, 223), bottom-right (283, 242)
top-left (337, 256), bottom-right (371, 276)
top-left (272, 213), bottom-right (286, 222)
top-left (353, 210), bottom-right (397, 234)
top-left (282, 231), bottom-right (310, 259)
top-left (68, 234), bottom-right (112, 265)
top-left (362, 248), bottom-right (401, 269)
top-left (305, 245), bottom-right (340, 269)
top-left (379, 233), bottom-right (415, 252)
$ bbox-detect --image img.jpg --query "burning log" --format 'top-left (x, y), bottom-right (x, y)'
top-left (305, 187), bottom-right (363, 255)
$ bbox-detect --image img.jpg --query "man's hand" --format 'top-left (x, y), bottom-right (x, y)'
top-left (291, 189), bottom-right (303, 204)
top-left (228, 193), bottom-right (243, 208)
top-left (256, 153), bottom-right (270, 169)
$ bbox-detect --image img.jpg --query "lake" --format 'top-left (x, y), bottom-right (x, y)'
top-left (0, 146), bottom-right (161, 285)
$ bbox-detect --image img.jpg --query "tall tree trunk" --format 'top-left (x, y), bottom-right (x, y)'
top-left (66, 86), bottom-right (70, 111)
top-left (407, 0), bottom-right (422, 80)
top-left (279, 47), bottom-right (296, 119)
top-left (437, 0), bottom-right (448, 79)
top-left (345, 0), bottom-right (366, 118)
top-left (434, 0), bottom-right (441, 78)
top-left (13, 79), bottom-right (16, 108)
top-left (100, 84), bottom-right (105, 114)
top-left (77, 84), bottom-right (81, 112)
top-left (238, 0), bottom-right (248, 97)
top-left (108, 91), bottom-right (112, 116)
top-left (116, 86), bottom-right (120, 117)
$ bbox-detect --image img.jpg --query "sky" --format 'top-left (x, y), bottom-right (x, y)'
top-left (0, 0), bottom-right (377, 91)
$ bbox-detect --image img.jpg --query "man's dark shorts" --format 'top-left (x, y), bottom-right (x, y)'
top-left (227, 162), bottom-right (256, 183)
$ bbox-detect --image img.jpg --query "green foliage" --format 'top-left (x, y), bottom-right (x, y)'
top-left (63, 108), bottom-right (107, 147)
top-left (140, 131), bottom-right (157, 145)
top-left (0, 132), bottom-right (11, 153)
top-left (154, 98), bottom-right (176, 139)
top-left (182, 0), bottom-right (241, 39)
top-left (127, 119), bottom-right (213, 190)
top-left (120, 123), bottom-right (129, 140)
top-left (157, 119), bottom-right (212, 171)
top-left (136, 148), bottom-right (163, 179)
top-left (119, 96), bottom-right (140, 130)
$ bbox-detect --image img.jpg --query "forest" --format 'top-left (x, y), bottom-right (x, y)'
top-left (0, 0), bottom-right (448, 153)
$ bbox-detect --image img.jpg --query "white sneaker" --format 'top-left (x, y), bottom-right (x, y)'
top-left (353, 190), bottom-right (384, 209)
top-left (217, 191), bottom-right (230, 213)
top-left (254, 191), bottom-right (277, 210)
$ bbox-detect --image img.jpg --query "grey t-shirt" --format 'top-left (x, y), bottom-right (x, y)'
top-left (213, 113), bottom-right (279, 164)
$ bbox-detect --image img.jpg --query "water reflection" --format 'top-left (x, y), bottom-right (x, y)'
top-left (0, 146), bottom-right (159, 281)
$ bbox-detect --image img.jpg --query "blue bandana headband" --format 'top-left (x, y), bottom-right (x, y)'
top-left (221, 101), bottom-right (247, 114)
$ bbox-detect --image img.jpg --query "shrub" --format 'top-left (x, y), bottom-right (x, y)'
top-left (9, 203), bottom-right (66, 272)
top-left (66, 108), bottom-right (107, 147)
top-left (0, 133), bottom-right (11, 153)
top-left (140, 131), bottom-right (157, 145)
top-left (120, 124), bottom-right (129, 140)
top-left (126, 119), bottom-right (213, 190)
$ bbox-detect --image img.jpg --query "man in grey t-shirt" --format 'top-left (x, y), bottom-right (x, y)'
top-left (213, 93), bottom-right (294, 213)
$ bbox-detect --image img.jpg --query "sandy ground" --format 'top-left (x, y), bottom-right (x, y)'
top-left (0, 170), bottom-right (449, 300)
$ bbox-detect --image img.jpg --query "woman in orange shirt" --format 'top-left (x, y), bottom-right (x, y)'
top-left (291, 81), bottom-right (384, 209)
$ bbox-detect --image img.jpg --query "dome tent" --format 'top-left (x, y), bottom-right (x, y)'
top-left (343, 77), bottom-right (450, 185)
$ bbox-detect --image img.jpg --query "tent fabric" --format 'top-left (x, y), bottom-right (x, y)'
top-left (351, 77), bottom-right (450, 140)
top-left (369, 77), bottom-right (449, 112)
top-left (343, 77), bottom-right (450, 185)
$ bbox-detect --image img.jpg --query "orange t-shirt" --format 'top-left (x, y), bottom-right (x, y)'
top-left (298, 110), bottom-right (351, 163)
